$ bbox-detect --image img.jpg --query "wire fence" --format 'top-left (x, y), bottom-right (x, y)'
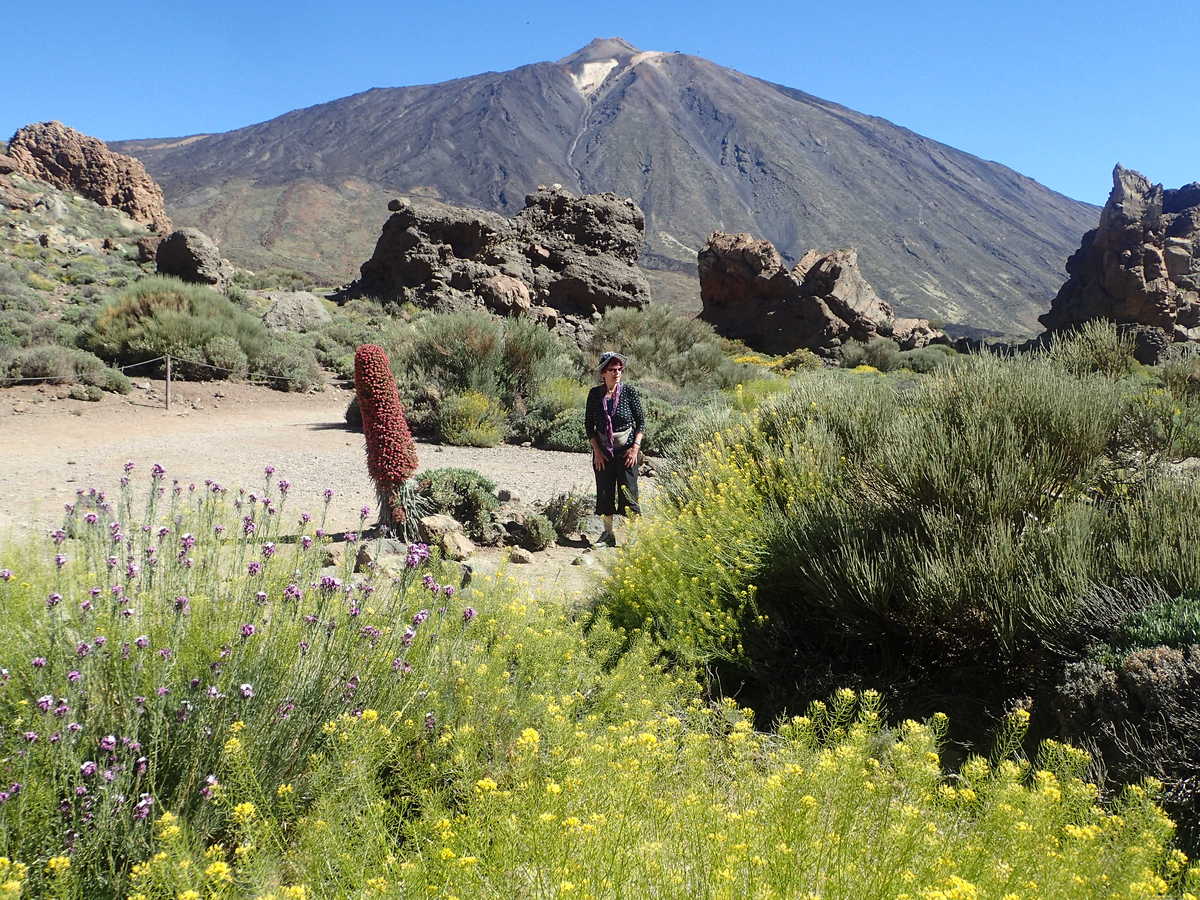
top-left (0, 353), bottom-right (355, 404)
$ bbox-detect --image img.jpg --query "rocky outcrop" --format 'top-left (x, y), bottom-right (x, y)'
top-left (340, 187), bottom-right (650, 340)
top-left (156, 227), bottom-right (234, 290)
top-left (698, 232), bottom-right (943, 356)
top-left (7, 121), bottom-right (171, 232)
top-left (258, 291), bottom-right (332, 332)
top-left (1040, 165), bottom-right (1200, 346)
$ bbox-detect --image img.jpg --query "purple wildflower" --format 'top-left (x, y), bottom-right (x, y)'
top-left (0, 569), bottom-right (11, 581)
top-left (264, 464), bottom-right (276, 476)
top-left (47, 592), bottom-right (62, 608)
top-left (151, 463), bottom-right (165, 479)
top-left (322, 488), bottom-right (334, 502)
top-left (22, 732), bottom-right (37, 743)
top-left (412, 609), bottom-right (430, 626)
top-left (239, 683), bottom-right (254, 699)
top-left (123, 461), bottom-right (135, 474)
top-left (247, 561), bottom-right (262, 576)
top-left (80, 761), bottom-right (97, 777)
top-left (133, 793), bottom-right (154, 820)
top-left (278, 479), bottom-right (290, 495)
top-left (240, 623), bottom-right (256, 638)
top-left (174, 596), bottom-right (190, 613)
top-left (32, 656), bottom-right (47, 668)
top-left (300, 535), bottom-right (313, 550)
top-left (261, 542), bottom-right (276, 559)
top-left (99, 735), bottom-right (116, 751)
top-left (443, 585), bottom-right (457, 599)
top-left (54, 555), bottom-right (67, 569)
top-left (360, 506), bottom-right (371, 520)
top-left (37, 695), bottom-right (53, 712)
top-left (75, 642), bottom-right (90, 658)
top-left (462, 607), bottom-right (477, 623)
top-left (67, 670), bottom-right (81, 683)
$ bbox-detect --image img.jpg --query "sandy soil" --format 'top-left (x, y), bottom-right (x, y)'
top-left (0, 379), bottom-right (630, 602)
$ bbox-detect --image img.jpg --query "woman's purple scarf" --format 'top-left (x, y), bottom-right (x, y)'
top-left (601, 382), bottom-right (622, 457)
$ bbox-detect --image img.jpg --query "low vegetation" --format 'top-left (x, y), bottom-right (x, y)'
top-left (597, 324), bottom-right (1200, 846)
top-left (0, 466), bottom-right (1195, 897)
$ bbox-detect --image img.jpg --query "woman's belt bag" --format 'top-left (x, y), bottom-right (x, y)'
top-left (611, 426), bottom-right (643, 465)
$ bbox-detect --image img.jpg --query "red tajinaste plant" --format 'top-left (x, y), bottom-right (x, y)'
top-left (354, 344), bottom-right (419, 525)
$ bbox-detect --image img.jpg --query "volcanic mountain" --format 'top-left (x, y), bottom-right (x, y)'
top-left (113, 37), bottom-right (1098, 333)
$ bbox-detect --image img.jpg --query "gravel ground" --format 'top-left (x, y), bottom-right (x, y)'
top-left (0, 380), bottom-right (600, 536)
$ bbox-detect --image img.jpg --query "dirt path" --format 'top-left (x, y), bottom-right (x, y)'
top-left (0, 380), bottom-right (626, 602)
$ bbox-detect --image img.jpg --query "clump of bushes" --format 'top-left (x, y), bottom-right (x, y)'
top-left (416, 467), bottom-right (500, 541)
top-left (82, 276), bottom-right (322, 390)
top-left (516, 511), bottom-right (557, 551)
top-left (599, 325), bottom-right (1200, 727)
top-left (839, 337), bottom-right (958, 373)
top-left (0, 343), bottom-right (130, 392)
top-left (591, 305), bottom-right (755, 388)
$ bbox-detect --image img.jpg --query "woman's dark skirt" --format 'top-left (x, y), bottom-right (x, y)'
top-left (594, 454), bottom-right (640, 516)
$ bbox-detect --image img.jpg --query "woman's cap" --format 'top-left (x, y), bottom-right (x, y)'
top-left (597, 351), bottom-right (626, 370)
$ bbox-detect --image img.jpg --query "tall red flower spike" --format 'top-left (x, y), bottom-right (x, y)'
top-left (354, 344), bottom-right (419, 525)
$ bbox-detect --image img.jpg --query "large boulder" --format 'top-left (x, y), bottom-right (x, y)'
top-left (339, 187), bottom-right (650, 333)
top-left (1040, 165), bottom-right (1200, 346)
top-left (697, 232), bottom-right (943, 356)
top-left (259, 290), bottom-right (332, 332)
top-left (156, 227), bottom-right (234, 290)
top-left (6, 121), bottom-right (171, 232)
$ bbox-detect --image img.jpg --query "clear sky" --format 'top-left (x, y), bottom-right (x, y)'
top-left (6, 0), bottom-right (1197, 205)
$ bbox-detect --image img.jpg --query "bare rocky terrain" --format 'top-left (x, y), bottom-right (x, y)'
top-left (0, 381), bottom-right (616, 601)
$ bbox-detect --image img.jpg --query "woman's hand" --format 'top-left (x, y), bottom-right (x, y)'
top-left (623, 445), bottom-right (640, 469)
top-left (593, 447), bottom-right (607, 471)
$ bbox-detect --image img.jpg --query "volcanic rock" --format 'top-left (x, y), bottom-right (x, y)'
top-left (259, 291), bottom-right (332, 332)
top-left (7, 121), bottom-right (171, 232)
top-left (340, 186), bottom-right (650, 328)
top-left (698, 232), bottom-right (943, 356)
top-left (156, 227), bottom-right (234, 290)
top-left (1040, 165), bottom-right (1200, 348)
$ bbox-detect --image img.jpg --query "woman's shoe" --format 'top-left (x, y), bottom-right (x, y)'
top-left (597, 531), bottom-right (617, 547)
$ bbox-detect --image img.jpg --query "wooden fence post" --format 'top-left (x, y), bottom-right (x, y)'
top-left (165, 354), bottom-right (172, 411)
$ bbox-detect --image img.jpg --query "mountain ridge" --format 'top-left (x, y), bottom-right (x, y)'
top-left (112, 38), bottom-right (1099, 333)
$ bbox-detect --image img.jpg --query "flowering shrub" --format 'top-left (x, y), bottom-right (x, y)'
top-left (354, 343), bottom-right (419, 525)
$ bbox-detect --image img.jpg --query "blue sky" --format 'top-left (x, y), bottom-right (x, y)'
top-left (5, 0), bottom-right (1197, 204)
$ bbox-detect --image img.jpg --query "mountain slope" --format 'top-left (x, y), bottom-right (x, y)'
top-left (114, 38), bottom-right (1098, 333)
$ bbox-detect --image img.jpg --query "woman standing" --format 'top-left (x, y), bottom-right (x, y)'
top-left (584, 351), bottom-right (645, 546)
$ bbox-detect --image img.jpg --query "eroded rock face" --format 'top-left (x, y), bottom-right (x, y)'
top-left (341, 187), bottom-right (650, 332)
top-left (156, 227), bottom-right (234, 290)
top-left (1040, 165), bottom-right (1200, 343)
top-left (698, 232), bottom-right (942, 355)
top-left (7, 121), bottom-right (171, 232)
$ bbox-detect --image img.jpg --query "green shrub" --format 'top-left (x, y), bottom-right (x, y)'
top-left (437, 389), bottom-right (505, 447)
top-left (410, 309), bottom-right (504, 395)
top-left (203, 334), bottom-right (249, 379)
top-left (590, 306), bottom-right (752, 388)
top-left (896, 344), bottom-right (957, 373)
top-left (540, 490), bottom-right (594, 539)
top-left (777, 347), bottom-right (824, 371)
top-left (1163, 354), bottom-right (1200, 398)
top-left (839, 336), bottom-right (901, 371)
top-left (67, 383), bottom-right (102, 402)
top-left (538, 408), bottom-right (588, 452)
top-left (500, 316), bottom-right (575, 402)
top-left (518, 512), bottom-right (557, 551)
top-left (0, 344), bottom-right (116, 388)
top-left (1047, 319), bottom-right (1139, 378)
top-left (726, 377), bottom-right (790, 412)
top-left (83, 276), bottom-right (267, 373)
top-left (251, 338), bottom-right (324, 392)
top-left (416, 467), bottom-right (499, 540)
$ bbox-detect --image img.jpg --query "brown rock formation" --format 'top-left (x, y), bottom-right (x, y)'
top-left (1040, 165), bottom-right (1200, 343)
top-left (7, 121), bottom-right (171, 232)
top-left (698, 232), bottom-right (942, 355)
top-left (341, 187), bottom-right (650, 336)
top-left (156, 227), bottom-right (234, 290)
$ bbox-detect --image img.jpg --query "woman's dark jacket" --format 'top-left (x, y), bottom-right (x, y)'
top-left (584, 384), bottom-right (645, 455)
